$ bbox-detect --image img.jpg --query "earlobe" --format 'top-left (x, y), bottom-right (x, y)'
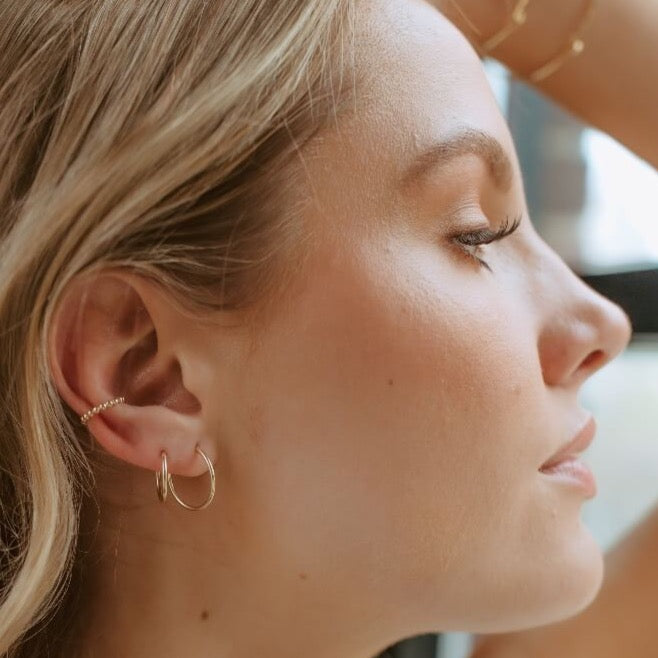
top-left (48, 269), bottom-right (213, 478)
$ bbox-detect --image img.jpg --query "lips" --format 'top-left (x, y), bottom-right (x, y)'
top-left (540, 416), bottom-right (597, 472)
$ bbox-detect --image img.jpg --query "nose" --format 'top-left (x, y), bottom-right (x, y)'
top-left (536, 251), bottom-right (632, 389)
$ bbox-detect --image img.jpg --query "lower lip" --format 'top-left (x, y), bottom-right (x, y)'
top-left (540, 458), bottom-right (597, 498)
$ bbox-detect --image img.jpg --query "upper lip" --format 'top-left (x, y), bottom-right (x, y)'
top-left (540, 416), bottom-right (597, 471)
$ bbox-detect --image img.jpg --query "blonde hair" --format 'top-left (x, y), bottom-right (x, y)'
top-left (0, 1), bottom-right (352, 654)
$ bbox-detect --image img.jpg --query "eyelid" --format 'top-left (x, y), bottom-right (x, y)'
top-left (454, 213), bottom-right (522, 245)
top-left (451, 213), bottom-right (523, 271)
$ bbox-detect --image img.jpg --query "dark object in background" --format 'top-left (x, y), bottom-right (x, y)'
top-left (582, 268), bottom-right (658, 334)
top-left (378, 634), bottom-right (439, 658)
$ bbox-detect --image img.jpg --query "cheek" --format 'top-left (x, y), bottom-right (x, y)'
top-left (236, 241), bottom-right (546, 584)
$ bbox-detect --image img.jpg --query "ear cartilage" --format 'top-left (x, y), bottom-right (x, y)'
top-left (80, 396), bottom-right (126, 425)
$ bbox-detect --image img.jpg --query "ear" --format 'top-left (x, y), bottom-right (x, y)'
top-left (48, 268), bottom-right (215, 477)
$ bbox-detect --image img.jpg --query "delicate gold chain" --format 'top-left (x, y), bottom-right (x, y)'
top-left (444, 0), bottom-right (531, 55)
top-left (446, 0), bottom-right (598, 85)
top-left (528, 0), bottom-right (597, 82)
top-left (481, 0), bottom-right (531, 55)
top-left (443, 0), bottom-right (484, 38)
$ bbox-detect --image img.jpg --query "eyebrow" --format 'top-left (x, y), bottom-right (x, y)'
top-left (400, 128), bottom-right (513, 192)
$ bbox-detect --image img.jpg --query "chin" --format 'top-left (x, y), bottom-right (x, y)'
top-left (410, 522), bottom-right (605, 635)
top-left (546, 527), bottom-right (605, 623)
top-left (460, 526), bottom-right (605, 634)
top-left (506, 523), bottom-right (605, 632)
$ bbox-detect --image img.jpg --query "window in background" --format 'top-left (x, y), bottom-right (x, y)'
top-left (580, 130), bottom-right (658, 272)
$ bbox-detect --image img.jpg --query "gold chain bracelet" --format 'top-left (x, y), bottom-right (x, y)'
top-left (481, 0), bottom-right (531, 55)
top-left (527, 0), bottom-right (597, 83)
top-left (445, 0), bottom-right (531, 56)
top-left (446, 0), bottom-right (599, 84)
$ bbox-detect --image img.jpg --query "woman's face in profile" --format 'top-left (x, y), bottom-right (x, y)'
top-left (211, 0), bottom-right (631, 640)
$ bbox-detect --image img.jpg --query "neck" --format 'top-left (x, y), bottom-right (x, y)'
top-left (77, 465), bottom-right (392, 658)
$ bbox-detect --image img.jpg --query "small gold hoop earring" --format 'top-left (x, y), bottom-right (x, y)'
top-left (80, 396), bottom-right (126, 425)
top-left (155, 446), bottom-right (216, 511)
top-left (156, 451), bottom-right (169, 503)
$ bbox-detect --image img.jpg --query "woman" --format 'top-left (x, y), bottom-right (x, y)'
top-left (0, 1), bottom-right (649, 657)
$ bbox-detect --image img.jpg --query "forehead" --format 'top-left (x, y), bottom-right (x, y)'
top-left (353, 0), bottom-right (498, 115)
top-left (321, 0), bottom-right (514, 186)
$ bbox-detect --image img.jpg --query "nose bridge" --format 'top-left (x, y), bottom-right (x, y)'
top-left (534, 246), bottom-right (632, 388)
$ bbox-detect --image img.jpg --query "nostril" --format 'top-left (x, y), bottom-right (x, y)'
top-left (581, 349), bottom-right (605, 371)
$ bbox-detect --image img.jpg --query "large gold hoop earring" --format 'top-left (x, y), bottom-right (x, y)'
top-left (155, 446), bottom-right (215, 511)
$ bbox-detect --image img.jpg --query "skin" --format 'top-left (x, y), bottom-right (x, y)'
top-left (49, 1), bottom-right (631, 657)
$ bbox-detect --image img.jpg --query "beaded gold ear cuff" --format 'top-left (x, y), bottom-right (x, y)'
top-left (79, 396), bottom-right (126, 424)
top-left (79, 396), bottom-right (216, 510)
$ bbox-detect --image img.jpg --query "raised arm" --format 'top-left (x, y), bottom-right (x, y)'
top-left (437, 0), bottom-right (658, 169)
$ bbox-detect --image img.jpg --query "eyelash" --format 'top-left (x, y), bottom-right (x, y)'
top-left (452, 213), bottom-right (522, 272)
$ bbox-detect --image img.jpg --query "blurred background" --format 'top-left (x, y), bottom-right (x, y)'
top-left (379, 61), bottom-right (658, 658)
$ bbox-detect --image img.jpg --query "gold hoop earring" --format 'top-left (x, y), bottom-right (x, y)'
top-left (155, 446), bottom-right (216, 511)
top-left (156, 451), bottom-right (169, 503)
top-left (80, 396), bottom-right (126, 425)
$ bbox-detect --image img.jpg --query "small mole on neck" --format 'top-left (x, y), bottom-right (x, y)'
top-left (387, 378), bottom-right (394, 386)
top-left (200, 610), bottom-right (210, 621)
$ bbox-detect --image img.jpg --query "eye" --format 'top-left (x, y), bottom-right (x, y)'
top-left (453, 213), bottom-right (522, 272)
